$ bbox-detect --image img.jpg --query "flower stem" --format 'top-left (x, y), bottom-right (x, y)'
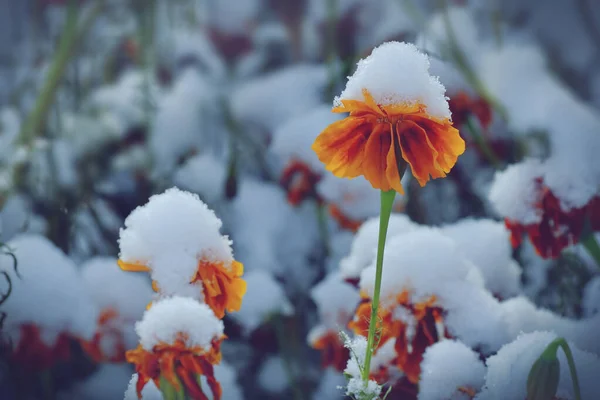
top-left (556, 338), bottom-right (582, 400)
top-left (465, 116), bottom-right (502, 170)
top-left (362, 189), bottom-right (396, 384)
top-left (581, 233), bottom-right (600, 268)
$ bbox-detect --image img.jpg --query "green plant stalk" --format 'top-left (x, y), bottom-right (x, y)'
top-left (18, 0), bottom-right (103, 146)
top-left (581, 233), bottom-right (600, 268)
top-left (557, 339), bottom-right (582, 400)
top-left (362, 189), bottom-right (396, 384)
top-left (542, 338), bottom-right (582, 400)
top-left (317, 202), bottom-right (330, 257)
top-left (465, 116), bottom-right (502, 169)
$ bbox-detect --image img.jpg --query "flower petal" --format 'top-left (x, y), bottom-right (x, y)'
top-left (420, 119), bottom-right (465, 173)
top-left (397, 120), bottom-right (442, 186)
top-left (312, 116), bottom-right (372, 178)
top-left (385, 129), bottom-right (406, 195)
top-left (362, 123), bottom-right (393, 190)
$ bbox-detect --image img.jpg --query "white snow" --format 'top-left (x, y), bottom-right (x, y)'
top-left (174, 153), bottom-right (227, 205)
top-left (124, 374), bottom-right (163, 400)
top-left (335, 41), bottom-right (451, 120)
top-left (419, 339), bottom-right (486, 400)
top-left (135, 296), bottom-right (223, 351)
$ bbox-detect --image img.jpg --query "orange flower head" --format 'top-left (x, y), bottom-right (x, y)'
top-left (10, 324), bottom-right (72, 373)
top-left (313, 42), bottom-right (465, 194)
top-left (280, 160), bottom-right (323, 206)
top-left (128, 297), bottom-right (225, 400)
top-left (117, 188), bottom-right (246, 318)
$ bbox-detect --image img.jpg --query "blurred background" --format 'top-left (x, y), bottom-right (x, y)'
top-left (0, 0), bottom-right (599, 399)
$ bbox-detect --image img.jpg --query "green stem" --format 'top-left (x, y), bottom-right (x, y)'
top-left (464, 116), bottom-right (502, 169)
top-left (317, 203), bottom-right (330, 257)
top-left (581, 233), bottom-right (600, 268)
top-left (362, 190), bottom-right (396, 383)
top-left (18, 0), bottom-right (103, 146)
top-left (556, 339), bottom-right (582, 400)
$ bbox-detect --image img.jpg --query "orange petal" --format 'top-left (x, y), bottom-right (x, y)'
top-left (312, 116), bottom-right (372, 178)
top-left (332, 89), bottom-right (384, 117)
top-left (362, 123), bottom-right (393, 190)
top-left (385, 129), bottom-right (406, 195)
top-left (422, 121), bottom-right (465, 173)
top-left (117, 260), bottom-right (151, 272)
top-left (397, 120), bottom-right (442, 186)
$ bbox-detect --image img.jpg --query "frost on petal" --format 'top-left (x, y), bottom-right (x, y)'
top-left (418, 339), bottom-right (486, 400)
top-left (336, 41), bottom-right (451, 120)
top-left (135, 296), bottom-right (223, 351)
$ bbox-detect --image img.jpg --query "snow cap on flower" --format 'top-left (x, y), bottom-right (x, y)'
top-left (340, 213), bottom-right (418, 279)
top-left (440, 219), bottom-right (521, 298)
top-left (135, 296), bottom-right (223, 351)
top-left (0, 234), bottom-right (98, 342)
top-left (476, 331), bottom-right (600, 400)
top-left (231, 270), bottom-right (294, 335)
top-left (271, 106), bottom-right (342, 173)
top-left (488, 159), bottom-right (544, 224)
top-left (418, 339), bottom-right (486, 400)
top-left (335, 42), bottom-right (450, 119)
top-left (118, 187), bottom-right (243, 311)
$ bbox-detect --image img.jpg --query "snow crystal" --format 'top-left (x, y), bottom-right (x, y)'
top-left (174, 153), bottom-right (227, 205)
top-left (271, 105), bottom-right (342, 173)
top-left (124, 374), bottom-right (162, 400)
top-left (419, 339), bottom-right (486, 400)
top-left (342, 334), bottom-right (383, 400)
top-left (488, 159), bottom-right (544, 224)
top-left (476, 331), bottom-right (600, 400)
top-left (336, 41), bottom-right (451, 120)
top-left (231, 269), bottom-right (294, 335)
top-left (440, 218), bottom-right (521, 298)
top-left (311, 272), bottom-right (360, 329)
top-left (118, 187), bottom-right (233, 298)
top-left (135, 296), bottom-right (223, 351)
top-left (231, 65), bottom-right (328, 134)
top-left (0, 234), bottom-right (98, 342)
top-left (340, 213), bottom-right (418, 279)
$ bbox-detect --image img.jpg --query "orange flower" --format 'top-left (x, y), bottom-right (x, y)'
top-left (448, 91), bottom-right (492, 130)
top-left (118, 259), bottom-right (246, 319)
top-left (10, 324), bottom-right (72, 372)
top-left (80, 308), bottom-right (126, 363)
top-left (349, 291), bottom-right (446, 384)
top-left (280, 160), bottom-right (322, 206)
top-left (505, 178), bottom-right (600, 258)
top-left (310, 330), bottom-right (350, 372)
top-left (313, 89), bottom-right (465, 194)
top-left (127, 334), bottom-right (223, 400)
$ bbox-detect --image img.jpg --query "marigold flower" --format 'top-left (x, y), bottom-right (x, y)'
top-left (503, 178), bottom-right (600, 258)
top-left (349, 292), bottom-right (446, 384)
top-left (118, 188), bottom-right (246, 318)
top-left (313, 42), bottom-right (465, 194)
top-left (309, 330), bottom-right (350, 371)
top-left (447, 91), bottom-right (492, 129)
top-left (10, 324), bottom-right (72, 372)
top-left (280, 160), bottom-right (322, 205)
top-left (127, 297), bottom-right (225, 400)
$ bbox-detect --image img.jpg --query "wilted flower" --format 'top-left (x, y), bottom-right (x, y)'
top-left (126, 297), bottom-right (225, 400)
top-left (80, 308), bottom-right (126, 363)
top-left (10, 324), bottom-right (72, 372)
top-left (313, 42), bottom-right (465, 194)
